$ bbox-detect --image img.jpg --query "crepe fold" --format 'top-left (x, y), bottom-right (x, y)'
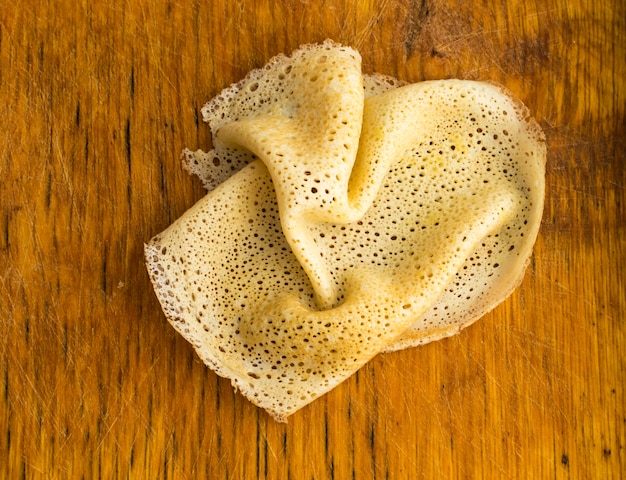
top-left (145, 41), bottom-right (546, 421)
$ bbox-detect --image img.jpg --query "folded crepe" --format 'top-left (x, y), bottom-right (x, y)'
top-left (145, 41), bottom-right (546, 421)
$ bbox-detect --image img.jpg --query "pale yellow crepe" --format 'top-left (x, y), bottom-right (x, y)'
top-left (146, 41), bottom-right (546, 421)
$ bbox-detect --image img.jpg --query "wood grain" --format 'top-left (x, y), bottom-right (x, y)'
top-left (1, 0), bottom-right (624, 478)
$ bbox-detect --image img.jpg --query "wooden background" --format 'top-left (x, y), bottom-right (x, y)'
top-left (1, 0), bottom-right (624, 478)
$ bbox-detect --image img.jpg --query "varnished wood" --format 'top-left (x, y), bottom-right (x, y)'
top-left (1, 0), bottom-right (624, 478)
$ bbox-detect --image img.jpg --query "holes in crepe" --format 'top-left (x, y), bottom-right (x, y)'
top-left (160, 46), bottom-right (545, 418)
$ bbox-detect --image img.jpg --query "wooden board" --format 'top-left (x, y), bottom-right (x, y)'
top-left (1, 0), bottom-right (624, 477)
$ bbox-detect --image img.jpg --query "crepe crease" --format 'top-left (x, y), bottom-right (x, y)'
top-left (145, 41), bottom-right (546, 421)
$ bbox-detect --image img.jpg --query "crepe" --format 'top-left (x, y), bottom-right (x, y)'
top-left (146, 41), bottom-right (546, 421)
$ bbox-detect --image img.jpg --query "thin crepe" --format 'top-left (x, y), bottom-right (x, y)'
top-left (146, 41), bottom-right (546, 421)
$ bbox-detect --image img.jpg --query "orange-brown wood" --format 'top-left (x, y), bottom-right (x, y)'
top-left (1, 0), bottom-right (624, 478)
